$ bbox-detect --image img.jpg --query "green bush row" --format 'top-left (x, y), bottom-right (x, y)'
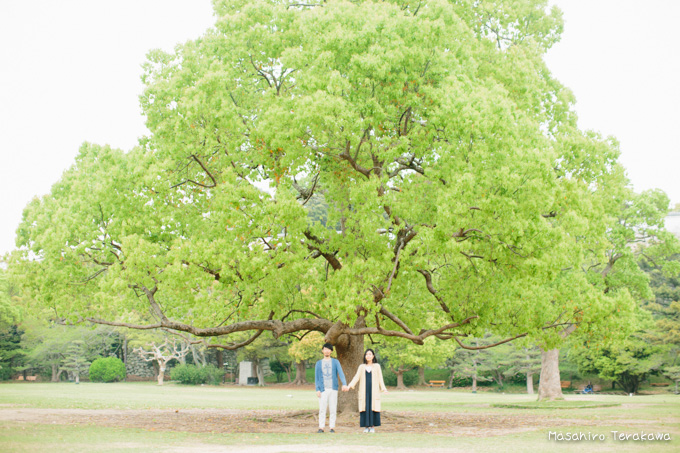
top-left (170, 364), bottom-right (224, 385)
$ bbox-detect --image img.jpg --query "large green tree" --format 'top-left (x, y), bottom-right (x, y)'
top-left (570, 313), bottom-right (665, 395)
top-left (12, 0), bottom-right (647, 408)
top-left (536, 189), bottom-right (680, 400)
top-left (0, 270), bottom-right (21, 328)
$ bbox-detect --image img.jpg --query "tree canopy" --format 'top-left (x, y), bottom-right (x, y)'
top-left (11, 0), bottom-right (661, 356)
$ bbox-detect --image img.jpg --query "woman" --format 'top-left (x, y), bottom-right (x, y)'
top-left (348, 349), bottom-right (388, 433)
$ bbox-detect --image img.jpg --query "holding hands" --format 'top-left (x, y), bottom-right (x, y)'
top-left (342, 385), bottom-right (349, 392)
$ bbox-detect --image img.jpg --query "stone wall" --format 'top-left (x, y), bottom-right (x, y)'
top-left (125, 353), bottom-right (155, 378)
top-left (124, 346), bottom-right (238, 381)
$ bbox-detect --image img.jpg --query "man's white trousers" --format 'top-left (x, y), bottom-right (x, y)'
top-left (318, 389), bottom-right (338, 429)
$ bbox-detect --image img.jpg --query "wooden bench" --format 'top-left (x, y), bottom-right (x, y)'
top-left (650, 383), bottom-right (670, 387)
top-left (427, 380), bottom-right (446, 388)
top-left (560, 381), bottom-right (571, 389)
top-left (15, 376), bottom-right (38, 381)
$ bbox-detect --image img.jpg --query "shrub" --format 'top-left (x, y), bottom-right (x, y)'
top-left (171, 364), bottom-right (202, 384)
top-left (171, 364), bottom-right (224, 385)
top-left (0, 367), bottom-right (14, 381)
top-left (89, 357), bottom-right (126, 383)
top-left (447, 373), bottom-right (473, 388)
top-left (201, 364), bottom-right (225, 385)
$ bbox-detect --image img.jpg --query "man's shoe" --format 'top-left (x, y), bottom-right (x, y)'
top-left (363, 428), bottom-right (369, 433)
top-left (369, 427), bottom-right (375, 433)
top-left (317, 429), bottom-right (324, 433)
top-left (330, 429), bottom-right (335, 433)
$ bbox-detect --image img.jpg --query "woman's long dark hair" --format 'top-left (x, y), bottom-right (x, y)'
top-left (363, 348), bottom-right (378, 364)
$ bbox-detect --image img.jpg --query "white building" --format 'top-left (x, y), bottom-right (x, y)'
top-left (666, 213), bottom-right (680, 239)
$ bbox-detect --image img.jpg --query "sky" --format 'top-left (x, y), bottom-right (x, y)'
top-left (1, 0), bottom-right (679, 257)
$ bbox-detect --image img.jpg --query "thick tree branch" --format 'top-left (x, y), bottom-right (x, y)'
top-left (417, 269), bottom-right (453, 316)
top-left (170, 154), bottom-right (218, 189)
top-left (207, 329), bottom-right (265, 350)
top-left (292, 173), bottom-right (320, 206)
top-left (601, 253), bottom-right (623, 278)
top-left (303, 231), bottom-right (343, 271)
top-left (454, 333), bottom-right (527, 350)
top-left (88, 313), bottom-right (334, 339)
top-left (349, 317), bottom-right (477, 344)
top-left (378, 307), bottom-right (414, 336)
top-left (189, 154), bottom-right (217, 188)
top-left (85, 318), bottom-right (162, 330)
top-left (339, 140), bottom-right (371, 178)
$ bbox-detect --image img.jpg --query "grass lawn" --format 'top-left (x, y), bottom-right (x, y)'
top-left (0, 382), bottom-right (678, 452)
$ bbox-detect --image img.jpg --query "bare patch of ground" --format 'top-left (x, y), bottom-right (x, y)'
top-left (0, 407), bottom-right (673, 437)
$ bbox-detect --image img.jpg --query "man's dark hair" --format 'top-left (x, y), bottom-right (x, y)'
top-left (322, 342), bottom-right (334, 351)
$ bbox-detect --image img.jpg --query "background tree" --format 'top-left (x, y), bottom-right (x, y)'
top-left (448, 340), bottom-right (493, 393)
top-left (501, 345), bottom-right (541, 394)
top-left (570, 310), bottom-right (665, 395)
top-left (265, 339), bottom-right (296, 383)
top-left (237, 335), bottom-right (286, 386)
top-left (379, 337), bottom-right (448, 389)
top-left (0, 325), bottom-right (24, 380)
top-left (0, 269), bottom-right (21, 328)
top-left (536, 189), bottom-right (680, 400)
top-left (23, 322), bottom-right (80, 382)
top-left (0, 269), bottom-right (22, 380)
top-left (134, 338), bottom-right (190, 385)
top-left (60, 340), bottom-right (91, 384)
top-left (663, 366), bottom-right (680, 394)
top-left (288, 331), bottom-right (325, 385)
top-left (475, 341), bottom-right (512, 389)
top-left (642, 255), bottom-right (680, 381)
top-left (11, 0), bottom-right (663, 411)
top-left (22, 322), bottom-right (122, 382)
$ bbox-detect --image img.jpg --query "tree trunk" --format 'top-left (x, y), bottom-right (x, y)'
top-left (396, 369), bottom-right (406, 390)
top-left (334, 331), bottom-right (364, 414)
top-left (216, 349), bottom-right (224, 369)
top-left (256, 360), bottom-right (265, 387)
top-left (472, 375), bottom-right (477, 393)
top-left (158, 362), bottom-right (166, 385)
top-left (494, 371), bottom-right (504, 389)
top-left (418, 366), bottom-right (426, 386)
top-left (447, 369), bottom-right (455, 389)
top-left (619, 375), bottom-right (639, 394)
top-left (537, 348), bottom-right (563, 400)
top-left (191, 345), bottom-right (206, 366)
top-left (526, 372), bottom-right (534, 395)
top-left (293, 360), bottom-right (307, 385)
top-left (51, 363), bottom-right (59, 382)
top-left (123, 336), bottom-right (128, 365)
top-left (284, 363), bottom-right (292, 383)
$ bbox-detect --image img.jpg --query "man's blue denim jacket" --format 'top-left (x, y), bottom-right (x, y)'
top-left (314, 358), bottom-right (347, 392)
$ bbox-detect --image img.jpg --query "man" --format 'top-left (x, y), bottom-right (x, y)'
top-left (314, 342), bottom-right (348, 433)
